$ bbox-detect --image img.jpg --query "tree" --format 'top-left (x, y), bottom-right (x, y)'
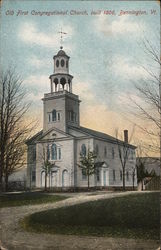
top-left (130, 35), bottom-right (161, 155)
top-left (78, 150), bottom-right (97, 189)
top-left (0, 68), bottom-right (33, 191)
top-left (136, 144), bottom-right (157, 190)
top-left (131, 164), bottom-right (137, 191)
top-left (115, 129), bottom-right (135, 191)
top-left (40, 144), bottom-right (54, 191)
top-left (42, 159), bottom-right (53, 191)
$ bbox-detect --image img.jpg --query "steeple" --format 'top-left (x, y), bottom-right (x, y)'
top-left (49, 29), bottom-right (73, 93)
top-left (43, 45), bottom-right (80, 133)
top-left (49, 48), bottom-right (73, 93)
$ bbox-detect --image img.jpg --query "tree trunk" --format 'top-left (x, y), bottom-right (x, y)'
top-left (45, 173), bottom-right (47, 191)
top-left (132, 175), bottom-right (135, 190)
top-left (87, 175), bottom-right (90, 190)
top-left (123, 168), bottom-right (125, 191)
top-left (0, 154), bottom-right (4, 192)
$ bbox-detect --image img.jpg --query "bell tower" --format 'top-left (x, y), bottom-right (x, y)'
top-left (42, 32), bottom-right (80, 133)
top-left (49, 48), bottom-right (73, 93)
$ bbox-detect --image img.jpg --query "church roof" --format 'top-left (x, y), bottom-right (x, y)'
top-left (57, 49), bottom-right (66, 56)
top-left (25, 130), bottom-right (43, 145)
top-left (26, 126), bottom-right (136, 149)
top-left (69, 126), bottom-right (136, 149)
top-left (53, 49), bottom-right (70, 59)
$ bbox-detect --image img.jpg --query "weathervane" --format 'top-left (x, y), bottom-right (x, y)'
top-left (58, 28), bottom-right (67, 49)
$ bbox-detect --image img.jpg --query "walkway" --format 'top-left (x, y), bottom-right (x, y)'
top-left (0, 191), bottom-right (159, 250)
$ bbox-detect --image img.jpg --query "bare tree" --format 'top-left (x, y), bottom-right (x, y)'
top-left (40, 144), bottom-right (54, 191)
top-left (0, 68), bottom-right (33, 191)
top-left (130, 35), bottom-right (161, 155)
top-left (115, 129), bottom-right (135, 191)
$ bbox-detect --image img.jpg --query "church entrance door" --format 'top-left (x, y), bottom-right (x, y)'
top-left (62, 170), bottom-right (68, 187)
top-left (51, 171), bottom-right (57, 187)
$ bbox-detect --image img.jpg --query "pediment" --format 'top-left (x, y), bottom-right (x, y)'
top-left (38, 127), bottom-right (73, 141)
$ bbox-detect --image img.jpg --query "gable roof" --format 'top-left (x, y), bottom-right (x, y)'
top-left (25, 127), bottom-right (74, 145)
top-left (69, 125), bottom-right (136, 149)
top-left (37, 127), bottom-right (74, 141)
top-left (25, 130), bottom-right (43, 145)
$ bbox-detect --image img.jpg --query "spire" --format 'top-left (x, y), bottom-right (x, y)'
top-left (58, 28), bottom-right (67, 50)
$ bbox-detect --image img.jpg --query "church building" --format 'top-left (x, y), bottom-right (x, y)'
top-left (26, 46), bottom-right (137, 190)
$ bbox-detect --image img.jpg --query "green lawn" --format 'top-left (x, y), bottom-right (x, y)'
top-left (0, 192), bottom-right (68, 207)
top-left (22, 192), bottom-right (160, 240)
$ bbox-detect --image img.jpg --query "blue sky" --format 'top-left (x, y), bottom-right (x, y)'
top-left (0, 0), bottom-right (160, 142)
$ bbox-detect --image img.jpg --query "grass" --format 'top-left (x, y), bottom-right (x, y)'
top-left (22, 192), bottom-right (160, 240)
top-left (0, 192), bottom-right (68, 207)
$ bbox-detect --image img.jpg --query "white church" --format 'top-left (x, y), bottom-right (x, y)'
top-left (26, 45), bottom-right (137, 190)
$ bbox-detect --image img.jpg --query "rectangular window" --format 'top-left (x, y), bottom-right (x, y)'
top-left (82, 169), bottom-right (87, 180)
top-left (58, 148), bottom-right (61, 160)
top-left (126, 171), bottom-right (129, 181)
top-left (32, 171), bottom-right (36, 182)
top-left (113, 170), bottom-right (116, 181)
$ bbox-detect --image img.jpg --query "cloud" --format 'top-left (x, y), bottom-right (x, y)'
top-left (109, 55), bottom-right (148, 80)
top-left (73, 78), bottom-right (95, 102)
top-left (23, 74), bottom-right (49, 92)
top-left (80, 102), bottom-right (133, 136)
top-left (27, 55), bottom-right (51, 69)
top-left (94, 15), bottom-right (145, 36)
top-left (26, 92), bottom-right (43, 103)
top-left (18, 22), bottom-right (74, 51)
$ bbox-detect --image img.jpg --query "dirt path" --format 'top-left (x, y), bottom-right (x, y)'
top-left (0, 191), bottom-right (159, 250)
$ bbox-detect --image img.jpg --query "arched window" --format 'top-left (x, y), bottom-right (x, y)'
top-left (81, 144), bottom-right (86, 157)
top-left (60, 77), bottom-right (66, 89)
top-left (51, 144), bottom-right (57, 160)
top-left (61, 59), bottom-right (65, 67)
top-left (56, 60), bottom-right (59, 67)
top-left (52, 109), bottom-right (57, 121)
top-left (62, 169), bottom-right (68, 187)
top-left (66, 61), bottom-right (68, 68)
top-left (54, 78), bottom-right (58, 84)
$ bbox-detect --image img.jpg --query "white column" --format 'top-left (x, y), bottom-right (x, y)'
top-left (51, 79), bottom-right (53, 93)
top-left (69, 81), bottom-right (72, 93)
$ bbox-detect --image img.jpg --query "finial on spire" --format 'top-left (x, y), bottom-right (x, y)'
top-left (58, 28), bottom-right (67, 50)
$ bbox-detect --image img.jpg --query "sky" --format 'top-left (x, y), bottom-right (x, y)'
top-left (0, 0), bottom-right (160, 153)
